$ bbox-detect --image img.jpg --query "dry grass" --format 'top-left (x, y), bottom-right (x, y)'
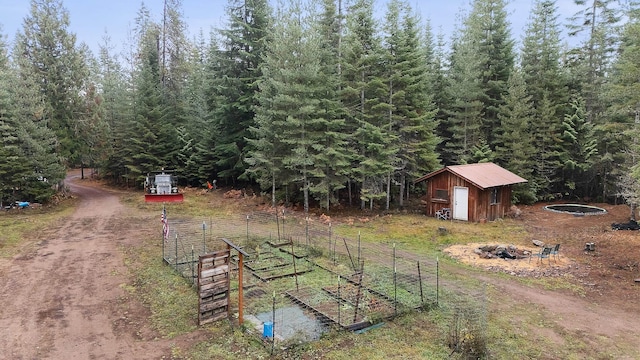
top-left (0, 199), bottom-right (77, 259)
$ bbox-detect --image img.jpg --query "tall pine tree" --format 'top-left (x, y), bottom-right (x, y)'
top-left (16, 0), bottom-right (89, 166)
top-left (210, 0), bottom-right (271, 185)
top-left (521, 0), bottom-right (568, 197)
top-left (342, 0), bottom-right (394, 210)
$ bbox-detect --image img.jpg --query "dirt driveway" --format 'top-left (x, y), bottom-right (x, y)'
top-left (0, 171), bottom-right (174, 359)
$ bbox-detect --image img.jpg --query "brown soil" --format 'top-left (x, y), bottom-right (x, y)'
top-left (445, 202), bottom-right (640, 356)
top-left (0, 170), bottom-right (203, 359)
top-left (1, 174), bottom-right (640, 358)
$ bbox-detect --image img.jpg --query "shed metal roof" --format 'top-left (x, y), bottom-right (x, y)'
top-left (414, 162), bottom-right (527, 190)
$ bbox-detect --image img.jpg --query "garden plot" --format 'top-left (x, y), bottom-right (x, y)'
top-left (244, 243), bottom-right (314, 282)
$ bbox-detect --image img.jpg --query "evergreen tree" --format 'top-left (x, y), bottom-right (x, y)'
top-left (444, 31), bottom-right (484, 164)
top-left (210, 0), bottom-right (271, 185)
top-left (158, 0), bottom-right (190, 173)
top-left (567, 0), bottom-right (622, 124)
top-left (565, 0), bottom-right (623, 201)
top-left (76, 50), bottom-right (110, 178)
top-left (429, 28), bottom-right (454, 165)
top-left (559, 96), bottom-right (598, 198)
top-left (468, 0), bottom-right (515, 148)
top-left (16, 0), bottom-right (89, 166)
top-left (342, 0), bottom-right (394, 209)
top-left (495, 68), bottom-right (537, 203)
top-left (605, 9), bottom-right (640, 211)
top-left (469, 139), bottom-right (493, 164)
top-left (124, 24), bottom-right (165, 186)
top-left (12, 39), bottom-right (66, 201)
top-left (532, 91), bottom-right (563, 195)
top-left (520, 0), bottom-right (568, 197)
top-left (97, 33), bottom-right (131, 183)
top-left (0, 28), bottom-right (30, 205)
top-left (179, 30), bottom-right (212, 186)
top-left (248, 1), bottom-right (345, 214)
top-left (383, 0), bottom-right (439, 208)
top-left (311, 0), bottom-right (352, 211)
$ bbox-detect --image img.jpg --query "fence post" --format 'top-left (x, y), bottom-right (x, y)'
top-left (246, 215), bottom-right (249, 242)
top-left (436, 257), bottom-right (439, 306)
top-left (202, 222), bottom-right (206, 254)
top-left (191, 245), bottom-right (195, 285)
top-left (337, 275), bottom-right (341, 326)
top-left (328, 222), bottom-right (332, 259)
top-left (417, 261), bottom-right (424, 307)
top-left (276, 209), bottom-right (280, 242)
top-left (357, 231), bottom-right (361, 265)
top-left (175, 233), bottom-right (178, 271)
top-left (271, 291), bottom-right (276, 355)
top-left (393, 243), bottom-right (397, 316)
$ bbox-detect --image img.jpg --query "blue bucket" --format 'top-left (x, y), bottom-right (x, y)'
top-left (263, 321), bottom-right (273, 338)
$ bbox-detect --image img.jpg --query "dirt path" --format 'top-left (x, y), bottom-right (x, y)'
top-left (0, 171), bottom-right (170, 359)
top-left (479, 273), bottom-right (640, 355)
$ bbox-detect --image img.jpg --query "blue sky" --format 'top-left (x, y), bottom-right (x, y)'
top-left (1, 0), bottom-right (580, 56)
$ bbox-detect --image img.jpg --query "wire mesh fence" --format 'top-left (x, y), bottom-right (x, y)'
top-left (160, 207), bottom-right (487, 355)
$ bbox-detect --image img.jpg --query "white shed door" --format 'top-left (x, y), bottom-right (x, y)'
top-left (453, 186), bottom-right (469, 221)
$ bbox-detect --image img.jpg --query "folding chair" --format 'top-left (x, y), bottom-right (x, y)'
top-left (435, 208), bottom-right (451, 220)
top-left (530, 246), bottom-right (552, 264)
top-left (550, 244), bottom-right (560, 261)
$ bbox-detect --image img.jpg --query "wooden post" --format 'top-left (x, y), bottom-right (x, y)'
top-left (238, 252), bottom-right (244, 325)
top-left (219, 238), bottom-right (249, 327)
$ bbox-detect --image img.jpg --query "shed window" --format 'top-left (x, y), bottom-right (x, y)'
top-left (490, 188), bottom-right (501, 204)
top-left (434, 189), bottom-right (449, 201)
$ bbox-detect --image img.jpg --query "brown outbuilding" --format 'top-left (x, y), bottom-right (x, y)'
top-left (414, 162), bottom-right (527, 222)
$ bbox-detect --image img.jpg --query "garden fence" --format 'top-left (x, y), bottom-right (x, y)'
top-left (160, 207), bottom-right (486, 350)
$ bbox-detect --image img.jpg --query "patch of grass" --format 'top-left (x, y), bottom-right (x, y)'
top-left (0, 199), bottom-right (77, 258)
top-left (189, 325), bottom-right (270, 360)
top-left (516, 273), bottom-right (586, 297)
top-left (121, 239), bottom-right (198, 337)
top-left (332, 215), bottom-right (529, 256)
top-left (121, 188), bottom-right (261, 218)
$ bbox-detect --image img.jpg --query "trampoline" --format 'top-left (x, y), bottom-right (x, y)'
top-left (543, 204), bottom-right (607, 216)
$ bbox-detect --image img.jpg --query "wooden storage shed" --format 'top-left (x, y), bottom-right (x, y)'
top-left (414, 162), bottom-right (527, 222)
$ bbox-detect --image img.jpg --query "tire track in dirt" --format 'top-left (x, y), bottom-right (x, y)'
top-left (0, 171), bottom-right (171, 359)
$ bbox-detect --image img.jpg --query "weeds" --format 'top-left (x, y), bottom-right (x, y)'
top-left (0, 200), bottom-right (76, 258)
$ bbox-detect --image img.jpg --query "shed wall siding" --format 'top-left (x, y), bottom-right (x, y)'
top-left (425, 173), bottom-right (513, 222)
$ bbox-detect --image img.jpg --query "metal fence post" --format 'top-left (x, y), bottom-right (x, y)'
top-left (328, 223), bottom-right (332, 257)
top-left (191, 245), bottom-right (195, 285)
top-left (271, 291), bottom-right (276, 355)
top-left (417, 261), bottom-right (424, 307)
top-left (202, 221), bottom-right (206, 254)
top-left (337, 275), bottom-right (341, 326)
top-left (357, 231), bottom-right (361, 265)
top-left (393, 243), bottom-right (397, 316)
top-left (436, 257), bottom-right (439, 306)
